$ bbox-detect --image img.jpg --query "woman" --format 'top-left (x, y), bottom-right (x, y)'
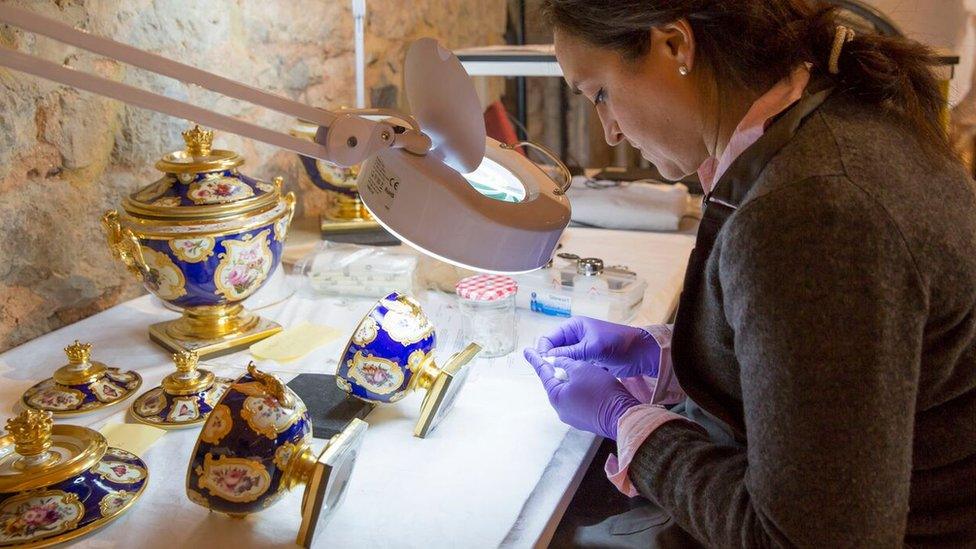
top-left (523, 1), bottom-right (976, 546)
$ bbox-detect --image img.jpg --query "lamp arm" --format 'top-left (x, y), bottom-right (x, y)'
top-left (0, 4), bottom-right (431, 167)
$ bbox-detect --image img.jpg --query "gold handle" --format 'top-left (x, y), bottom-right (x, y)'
top-left (101, 210), bottom-right (149, 281)
top-left (247, 362), bottom-right (295, 408)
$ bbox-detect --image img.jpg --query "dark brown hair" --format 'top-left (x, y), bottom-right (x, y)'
top-left (541, 0), bottom-right (951, 157)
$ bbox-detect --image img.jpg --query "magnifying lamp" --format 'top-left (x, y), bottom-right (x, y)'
top-left (0, 6), bottom-right (571, 273)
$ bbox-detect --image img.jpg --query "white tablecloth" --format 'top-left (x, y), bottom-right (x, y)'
top-left (0, 228), bottom-right (694, 548)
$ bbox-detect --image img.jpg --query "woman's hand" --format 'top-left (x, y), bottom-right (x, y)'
top-left (524, 347), bottom-right (640, 440)
top-left (536, 317), bottom-right (661, 378)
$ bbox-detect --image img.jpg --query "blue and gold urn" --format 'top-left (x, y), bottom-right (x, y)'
top-left (0, 409), bottom-right (148, 547)
top-left (101, 125), bottom-right (296, 358)
top-left (337, 292), bottom-right (481, 437)
top-left (186, 363), bottom-right (367, 548)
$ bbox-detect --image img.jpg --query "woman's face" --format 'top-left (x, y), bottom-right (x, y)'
top-left (554, 26), bottom-right (710, 181)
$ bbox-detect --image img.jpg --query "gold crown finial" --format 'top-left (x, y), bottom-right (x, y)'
top-left (172, 350), bottom-right (199, 374)
top-left (64, 340), bottom-right (92, 365)
top-left (182, 125), bottom-right (213, 156)
top-left (7, 409), bottom-right (53, 457)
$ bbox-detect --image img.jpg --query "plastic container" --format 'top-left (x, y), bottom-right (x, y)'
top-left (455, 274), bottom-right (518, 358)
top-left (295, 241), bottom-right (421, 299)
top-left (513, 255), bottom-right (646, 322)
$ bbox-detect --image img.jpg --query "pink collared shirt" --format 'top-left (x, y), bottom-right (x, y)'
top-left (606, 65), bottom-right (812, 497)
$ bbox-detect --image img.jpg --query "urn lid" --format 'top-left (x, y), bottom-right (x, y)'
top-left (122, 125), bottom-right (282, 221)
top-left (0, 409), bottom-right (108, 493)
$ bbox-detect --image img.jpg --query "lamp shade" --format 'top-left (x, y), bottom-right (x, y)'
top-left (357, 137), bottom-right (571, 273)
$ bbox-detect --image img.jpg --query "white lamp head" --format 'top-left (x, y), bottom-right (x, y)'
top-left (355, 39), bottom-right (571, 274)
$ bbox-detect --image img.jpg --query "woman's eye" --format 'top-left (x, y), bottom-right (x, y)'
top-left (594, 88), bottom-right (607, 105)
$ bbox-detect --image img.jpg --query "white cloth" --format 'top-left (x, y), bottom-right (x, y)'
top-left (566, 178), bottom-right (690, 232)
top-left (0, 227), bottom-right (696, 548)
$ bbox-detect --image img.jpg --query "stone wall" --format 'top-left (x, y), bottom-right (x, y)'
top-left (0, 0), bottom-right (507, 352)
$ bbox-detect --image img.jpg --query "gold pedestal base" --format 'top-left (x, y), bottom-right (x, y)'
top-left (149, 316), bottom-right (282, 358)
top-left (319, 216), bottom-right (381, 235)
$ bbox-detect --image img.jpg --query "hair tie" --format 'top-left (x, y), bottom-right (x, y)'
top-left (829, 25), bottom-right (856, 75)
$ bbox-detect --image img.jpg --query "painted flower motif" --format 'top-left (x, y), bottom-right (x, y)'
top-left (352, 317), bottom-right (378, 346)
top-left (93, 460), bottom-right (147, 484)
top-left (346, 351), bottom-right (404, 396)
top-left (214, 230), bottom-right (273, 301)
top-left (273, 442), bottom-right (300, 470)
top-left (0, 491), bottom-right (83, 544)
top-left (167, 397), bottom-right (200, 423)
top-left (140, 247), bottom-right (187, 301)
top-left (89, 379), bottom-right (127, 403)
top-left (200, 404), bottom-right (232, 445)
top-left (26, 386), bottom-right (83, 411)
top-left (197, 454), bottom-right (271, 503)
top-left (383, 307), bottom-right (434, 346)
top-left (187, 177), bottom-right (255, 205)
top-left (240, 394), bottom-right (302, 439)
top-left (135, 388), bottom-right (166, 417)
top-left (169, 237), bottom-right (215, 263)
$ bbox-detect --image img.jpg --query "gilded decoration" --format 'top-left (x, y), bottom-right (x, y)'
top-left (151, 196), bottom-right (182, 207)
top-left (169, 237), bottom-right (216, 263)
top-left (408, 349), bottom-right (426, 369)
top-left (140, 247), bottom-right (188, 301)
top-left (352, 317), bottom-right (378, 346)
top-left (274, 216), bottom-right (289, 242)
top-left (347, 351), bottom-right (404, 395)
top-left (105, 370), bottom-right (137, 384)
top-left (200, 404), bottom-right (232, 445)
top-left (240, 395), bottom-right (302, 440)
top-left (213, 229), bottom-right (273, 301)
top-left (166, 397), bottom-right (201, 423)
top-left (336, 376), bottom-right (352, 394)
top-left (256, 182), bottom-right (276, 193)
top-left (187, 177), bottom-right (255, 205)
top-left (93, 461), bottom-right (147, 484)
top-left (105, 448), bottom-right (138, 461)
top-left (197, 454), bottom-right (271, 503)
top-left (0, 491), bottom-right (84, 544)
top-left (186, 489), bottom-right (209, 507)
top-left (98, 491), bottom-right (134, 516)
top-left (273, 441), bottom-right (300, 470)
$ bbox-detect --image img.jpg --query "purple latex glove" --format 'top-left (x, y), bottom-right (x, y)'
top-left (524, 347), bottom-right (640, 440)
top-left (537, 317), bottom-right (661, 378)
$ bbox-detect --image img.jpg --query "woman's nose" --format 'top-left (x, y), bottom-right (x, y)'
top-left (602, 118), bottom-right (624, 147)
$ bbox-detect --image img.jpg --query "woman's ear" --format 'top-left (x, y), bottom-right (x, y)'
top-left (650, 18), bottom-right (696, 72)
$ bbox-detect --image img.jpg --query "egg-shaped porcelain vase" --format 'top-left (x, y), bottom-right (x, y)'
top-left (186, 363), bottom-right (367, 548)
top-left (336, 292), bottom-right (481, 437)
top-left (102, 125), bottom-right (295, 358)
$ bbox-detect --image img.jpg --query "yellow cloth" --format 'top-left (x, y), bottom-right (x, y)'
top-left (99, 422), bottom-right (166, 456)
top-left (250, 321), bottom-right (343, 362)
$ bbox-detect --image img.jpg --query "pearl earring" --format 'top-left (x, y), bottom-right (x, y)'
top-left (678, 64), bottom-right (690, 76)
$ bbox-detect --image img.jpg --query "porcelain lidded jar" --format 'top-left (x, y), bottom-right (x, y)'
top-left (0, 409), bottom-right (149, 547)
top-left (101, 125), bottom-right (296, 358)
top-left (186, 363), bottom-right (367, 548)
top-left (337, 292), bottom-right (481, 437)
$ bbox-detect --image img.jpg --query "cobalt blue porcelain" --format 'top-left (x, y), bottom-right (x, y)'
top-left (186, 366), bottom-right (311, 514)
top-left (0, 447), bottom-right (149, 546)
top-left (336, 292), bottom-right (436, 403)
